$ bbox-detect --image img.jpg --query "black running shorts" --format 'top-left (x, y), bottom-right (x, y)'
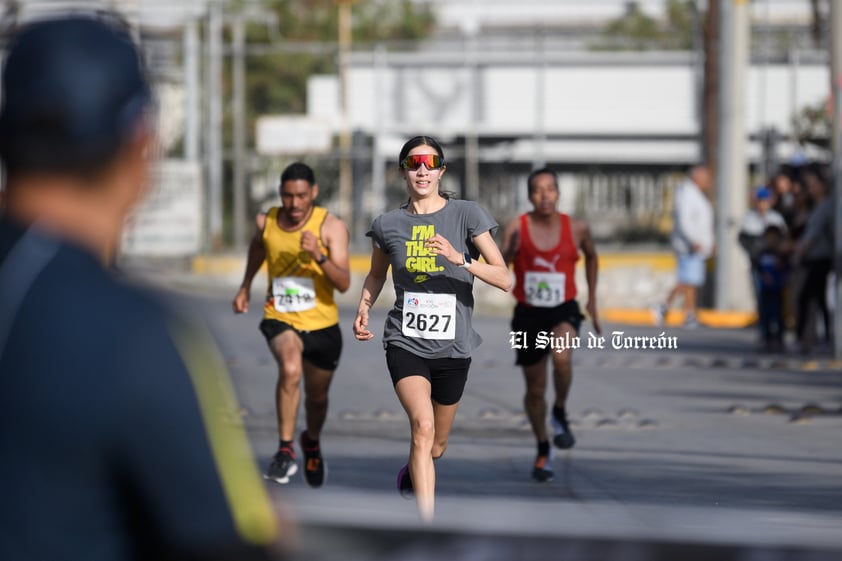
top-left (259, 319), bottom-right (342, 370)
top-left (511, 300), bottom-right (585, 367)
top-left (385, 345), bottom-right (471, 406)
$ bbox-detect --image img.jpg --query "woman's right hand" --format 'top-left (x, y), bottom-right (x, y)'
top-left (353, 307), bottom-right (375, 341)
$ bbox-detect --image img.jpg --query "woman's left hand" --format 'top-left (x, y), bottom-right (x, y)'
top-left (425, 234), bottom-right (461, 265)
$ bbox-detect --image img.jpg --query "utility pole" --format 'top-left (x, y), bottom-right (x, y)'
top-left (464, 30), bottom-right (480, 202)
top-left (206, 0), bottom-right (223, 250)
top-left (714, 0), bottom-right (751, 311)
top-left (184, 18), bottom-right (200, 161)
top-left (703, 0), bottom-right (720, 175)
top-left (370, 43), bottom-right (387, 238)
top-left (461, 0), bottom-right (481, 201)
top-left (533, 28), bottom-right (547, 170)
top-left (232, 15), bottom-right (247, 248)
top-left (337, 0), bottom-right (353, 224)
top-left (831, 1), bottom-right (842, 359)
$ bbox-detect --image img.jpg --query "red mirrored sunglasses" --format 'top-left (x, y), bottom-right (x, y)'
top-left (400, 154), bottom-right (444, 171)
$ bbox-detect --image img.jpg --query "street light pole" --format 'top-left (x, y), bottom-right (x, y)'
top-left (830, 1), bottom-right (842, 359)
top-left (715, 0), bottom-right (752, 312)
top-left (184, 18), bottom-right (200, 162)
top-left (206, 0), bottom-right (223, 250)
top-left (715, 0), bottom-right (734, 311)
top-left (232, 16), bottom-right (247, 249)
top-left (337, 0), bottom-right (353, 224)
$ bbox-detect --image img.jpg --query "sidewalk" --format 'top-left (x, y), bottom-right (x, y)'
top-left (144, 251), bottom-right (761, 328)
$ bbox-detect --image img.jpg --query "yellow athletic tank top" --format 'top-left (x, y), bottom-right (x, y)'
top-left (262, 206), bottom-right (338, 330)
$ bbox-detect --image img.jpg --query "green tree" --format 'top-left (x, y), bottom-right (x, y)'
top-left (236, 0), bottom-right (434, 141)
top-left (591, 0), bottom-right (695, 51)
top-left (792, 99), bottom-right (830, 148)
top-left (664, 0), bottom-right (694, 49)
top-left (218, 0), bottom-right (434, 244)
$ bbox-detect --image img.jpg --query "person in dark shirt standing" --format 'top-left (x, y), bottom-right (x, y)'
top-left (0, 14), bottom-right (282, 561)
top-left (756, 225), bottom-right (789, 352)
top-left (793, 167), bottom-right (833, 353)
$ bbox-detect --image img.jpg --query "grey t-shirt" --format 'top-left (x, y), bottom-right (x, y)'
top-left (802, 199), bottom-right (833, 260)
top-left (367, 199), bottom-right (498, 359)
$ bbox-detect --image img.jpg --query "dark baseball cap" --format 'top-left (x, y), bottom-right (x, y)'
top-left (0, 14), bottom-right (153, 175)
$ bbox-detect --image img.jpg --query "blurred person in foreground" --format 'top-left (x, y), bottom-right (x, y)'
top-left (0, 15), bottom-right (283, 561)
top-left (652, 165), bottom-right (714, 328)
top-left (232, 162), bottom-right (350, 488)
top-left (500, 168), bottom-right (600, 482)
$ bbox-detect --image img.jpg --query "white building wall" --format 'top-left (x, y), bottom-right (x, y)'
top-left (746, 65), bottom-right (829, 133)
top-left (534, 66), bottom-right (697, 135)
top-left (307, 57), bottom-right (829, 164)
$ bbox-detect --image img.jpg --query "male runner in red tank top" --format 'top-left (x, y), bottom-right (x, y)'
top-left (501, 168), bottom-right (600, 482)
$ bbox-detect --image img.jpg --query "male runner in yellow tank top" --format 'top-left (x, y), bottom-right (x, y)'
top-left (233, 162), bottom-right (350, 487)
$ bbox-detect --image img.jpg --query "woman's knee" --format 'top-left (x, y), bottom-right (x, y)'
top-left (411, 417), bottom-right (435, 445)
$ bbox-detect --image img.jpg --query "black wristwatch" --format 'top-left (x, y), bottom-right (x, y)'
top-left (317, 253), bottom-right (328, 265)
top-left (459, 252), bottom-right (472, 269)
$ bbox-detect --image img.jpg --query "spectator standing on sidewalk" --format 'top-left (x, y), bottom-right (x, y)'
top-left (0, 15), bottom-right (281, 561)
top-left (770, 171), bottom-right (797, 227)
top-left (792, 167), bottom-right (833, 353)
top-left (738, 186), bottom-right (787, 264)
top-left (500, 167), bottom-right (600, 483)
top-left (781, 174), bottom-right (812, 332)
top-left (756, 225), bottom-right (789, 352)
top-left (233, 162), bottom-right (351, 488)
top-left (738, 186), bottom-right (788, 341)
top-left (653, 165), bottom-right (715, 328)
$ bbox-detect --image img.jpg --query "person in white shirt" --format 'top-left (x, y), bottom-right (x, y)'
top-left (739, 186), bottom-right (787, 250)
top-left (653, 165), bottom-right (714, 328)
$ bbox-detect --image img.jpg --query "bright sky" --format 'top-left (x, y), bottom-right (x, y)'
top-left (419, 0), bottom-right (813, 29)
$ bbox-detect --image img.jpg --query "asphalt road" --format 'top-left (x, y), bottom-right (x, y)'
top-left (175, 284), bottom-right (842, 561)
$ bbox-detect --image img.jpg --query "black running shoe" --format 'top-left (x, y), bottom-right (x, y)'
top-left (299, 431), bottom-right (326, 488)
top-left (264, 448), bottom-right (297, 484)
top-left (531, 451), bottom-right (554, 482)
top-left (396, 464), bottom-right (413, 499)
top-left (552, 411), bottom-right (576, 449)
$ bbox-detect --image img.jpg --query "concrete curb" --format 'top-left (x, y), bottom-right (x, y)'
top-left (192, 252), bottom-right (676, 275)
top-left (189, 253), bottom-right (758, 329)
top-left (603, 308), bottom-right (758, 329)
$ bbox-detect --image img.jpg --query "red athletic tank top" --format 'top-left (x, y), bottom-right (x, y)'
top-left (513, 212), bottom-right (579, 306)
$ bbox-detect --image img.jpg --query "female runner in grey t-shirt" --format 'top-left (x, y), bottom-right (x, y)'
top-left (353, 136), bottom-right (511, 522)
